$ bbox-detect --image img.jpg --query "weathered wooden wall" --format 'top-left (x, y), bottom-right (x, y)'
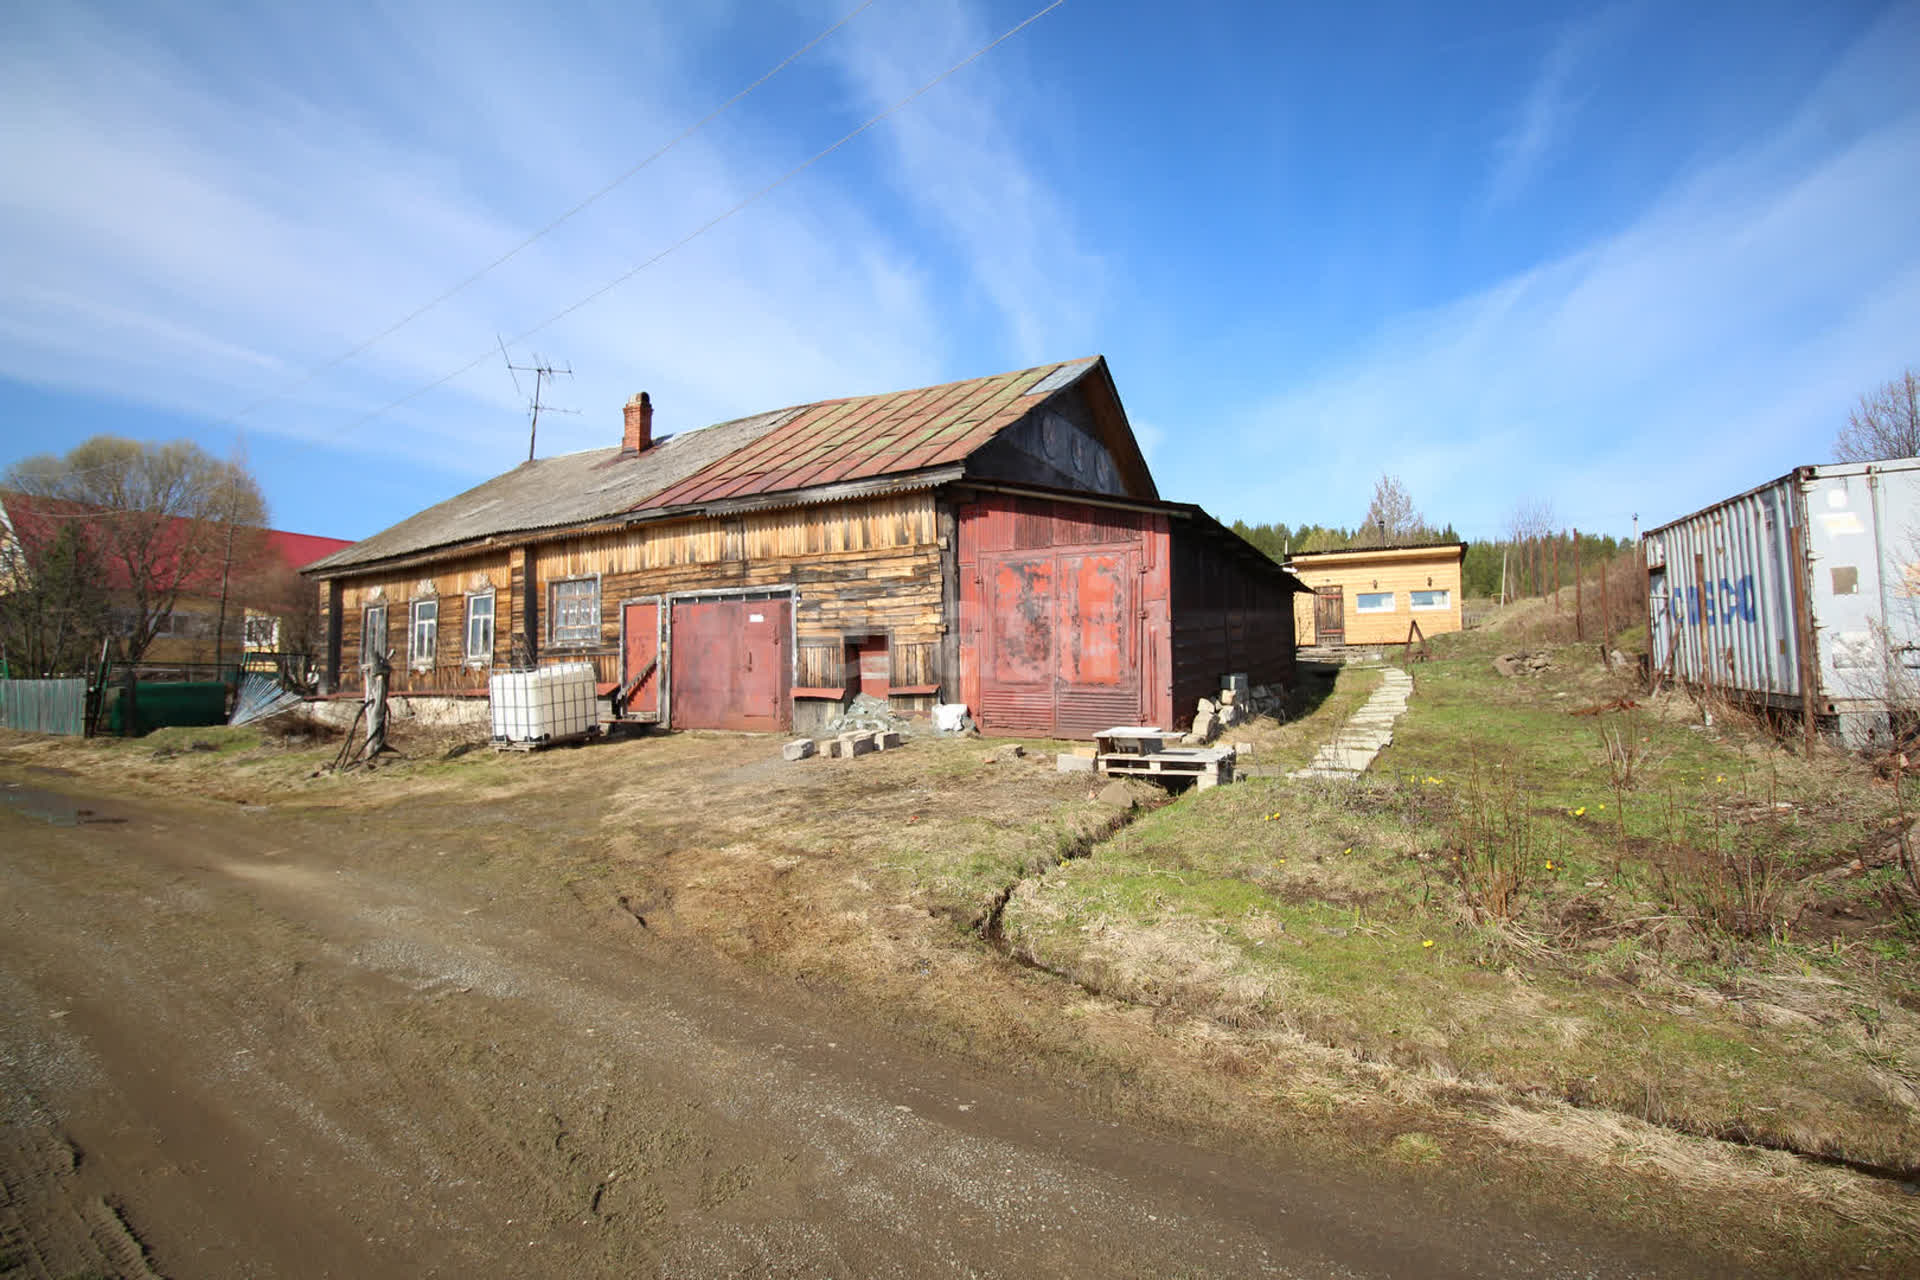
top-left (335, 553), bottom-right (511, 693)
top-left (1168, 526), bottom-right (1297, 722)
top-left (321, 493), bottom-right (944, 696)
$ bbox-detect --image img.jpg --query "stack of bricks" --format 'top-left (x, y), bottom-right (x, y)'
top-left (783, 730), bottom-right (903, 762)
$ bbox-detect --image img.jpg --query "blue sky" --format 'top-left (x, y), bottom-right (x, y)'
top-left (2, 0), bottom-right (1916, 543)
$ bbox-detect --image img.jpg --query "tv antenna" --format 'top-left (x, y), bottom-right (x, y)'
top-left (499, 336), bottom-right (577, 461)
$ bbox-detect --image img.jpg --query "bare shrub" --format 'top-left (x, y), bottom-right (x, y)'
top-left (1446, 761), bottom-right (1542, 924)
top-left (1653, 794), bottom-right (1800, 945)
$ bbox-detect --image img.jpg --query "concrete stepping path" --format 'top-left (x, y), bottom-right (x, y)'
top-left (1287, 666), bottom-right (1413, 781)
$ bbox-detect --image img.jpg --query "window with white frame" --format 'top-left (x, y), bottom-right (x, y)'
top-left (243, 615), bottom-right (280, 649)
top-left (1355, 591), bottom-right (1395, 613)
top-left (1409, 589), bottom-right (1451, 611)
top-left (362, 605), bottom-right (387, 659)
top-left (550, 577), bottom-right (599, 645)
top-left (410, 599), bottom-right (438, 668)
top-left (465, 592), bottom-right (495, 663)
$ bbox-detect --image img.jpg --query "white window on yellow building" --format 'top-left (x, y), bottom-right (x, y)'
top-left (1355, 592), bottom-right (1394, 613)
top-left (1409, 589), bottom-right (1451, 610)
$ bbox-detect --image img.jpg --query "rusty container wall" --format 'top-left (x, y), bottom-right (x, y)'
top-left (1168, 523), bottom-right (1299, 726)
top-left (956, 493), bottom-right (1173, 738)
top-left (1645, 458), bottom-right (1920, 748)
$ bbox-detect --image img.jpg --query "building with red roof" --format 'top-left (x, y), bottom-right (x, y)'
top-left (1, 490), bottom-right (350, 669)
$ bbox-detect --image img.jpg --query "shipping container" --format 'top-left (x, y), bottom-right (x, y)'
top-left (1645, 458), bottom-right (1920, 748)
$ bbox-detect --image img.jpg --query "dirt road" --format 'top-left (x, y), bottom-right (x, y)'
top-left (0, 766), bottom-right (1703, 1278)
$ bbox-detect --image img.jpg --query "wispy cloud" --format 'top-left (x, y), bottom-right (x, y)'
top-left (826, 0), bottom-right (1101, 365)
top-left (1487, 4), bottom-right (1633, 207)
top-left (1225, 5), bottom-right (1920, 538)
top-left (0, 1), bottom-right (1005, 474)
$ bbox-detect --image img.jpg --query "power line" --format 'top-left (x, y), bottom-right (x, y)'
top-left (218, 0), bottom-right (881, 428)
top-left (317, 0), bottom-right (1067, 447)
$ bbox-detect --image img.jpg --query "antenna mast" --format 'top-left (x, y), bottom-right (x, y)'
top-left (499, 338), bottom-right (576, 461)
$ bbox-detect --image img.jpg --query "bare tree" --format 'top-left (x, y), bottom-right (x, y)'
top-left (1360, 473), bottom-right (1426, 546)
top-left (3, 437), bottom-right (267, 663)
top-left (1506, 498), bottom-right (1556, 543)
top-left (1835, 369), bottom-right (1920, 462)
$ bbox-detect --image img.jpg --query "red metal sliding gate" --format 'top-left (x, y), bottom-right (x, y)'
top-left (958, 494), bottom-right (1172, 737)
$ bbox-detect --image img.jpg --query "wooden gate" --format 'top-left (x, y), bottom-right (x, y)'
top-left (1314, 587), bottom-right (1345, 645)
top-left (620, 599), bottom-right (660, 720)
top-left (668, 596), bottom-right (790, 732)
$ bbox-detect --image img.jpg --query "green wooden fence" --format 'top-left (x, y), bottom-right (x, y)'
top-left (0, 679), bottom-right (87, 735)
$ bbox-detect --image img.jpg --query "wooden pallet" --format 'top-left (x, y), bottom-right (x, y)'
top-left (492, 729), bottom-right (598, 752)
top-left (1097, 746), bottom-right (1235, 789)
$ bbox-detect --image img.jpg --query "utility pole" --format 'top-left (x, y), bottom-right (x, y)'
top-left (499, 337), bottom-right (576, 462)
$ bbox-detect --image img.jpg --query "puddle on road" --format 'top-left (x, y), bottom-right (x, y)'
top-left (1, 783), bottom-right (127, 827)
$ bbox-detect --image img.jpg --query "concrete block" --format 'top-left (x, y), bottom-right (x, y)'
top-left (844, 732), bottom-right (877, 757)
top-left (876, 730), bottom-right (903, 750)
top-left (782, 738), bottom-right (816, 761)
top-left (1056, 753), bottom-right (1096, 773)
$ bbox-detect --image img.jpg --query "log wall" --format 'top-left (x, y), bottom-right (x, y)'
top-left (321, 494), bottom-right (944, 695)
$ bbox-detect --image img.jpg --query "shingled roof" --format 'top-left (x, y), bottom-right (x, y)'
top-left (308, 356), bottom-right (1141, 573)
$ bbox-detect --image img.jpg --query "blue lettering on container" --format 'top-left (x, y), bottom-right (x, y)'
top-left (1669, 573), bottom-right (1758, 627)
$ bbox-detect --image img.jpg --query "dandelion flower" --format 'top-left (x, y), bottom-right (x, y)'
top-left (1422, 939), bottom-right (1435, 949)
top-left (1573, 806), bottom-right (1586, 817)
top-left (1545, 860), bottom-right (1555, 870)
top-left (1343, 846), bottom-right (1353, 855)
top-left (1714, 774), bottom-right (1726, 784)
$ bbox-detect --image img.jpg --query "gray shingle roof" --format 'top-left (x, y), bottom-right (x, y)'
top-left (304, 407), bottom-right (798, 572)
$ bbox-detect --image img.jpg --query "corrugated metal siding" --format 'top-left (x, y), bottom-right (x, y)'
top-left (0, 679), bottom-right (86, 735)
top-left (1646, 475), bottom-right (1802, 702)
top-left (1645, 458), bottom-right (1920, 720)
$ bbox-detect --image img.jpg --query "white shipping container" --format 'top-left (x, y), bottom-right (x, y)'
top-left (490, 663), bottom-right (600, 744)
top-left (1646, 457), bottom-right (1920, 749)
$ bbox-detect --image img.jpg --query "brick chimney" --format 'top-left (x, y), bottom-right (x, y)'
top-left (622, 392), bottom-right (653, 454)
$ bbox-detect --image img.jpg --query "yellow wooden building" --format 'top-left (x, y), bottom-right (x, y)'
top-left (1286, 542), bottom-right (1466, 647)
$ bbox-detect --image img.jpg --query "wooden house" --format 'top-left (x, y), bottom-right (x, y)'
top-left (303, 357), bottom-right (1304, 737)
top-left (1285, 542), bottom-right (1467, 648)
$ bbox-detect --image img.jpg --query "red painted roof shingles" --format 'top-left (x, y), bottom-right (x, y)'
top-left (638, 360), bottom-right (1074, 509)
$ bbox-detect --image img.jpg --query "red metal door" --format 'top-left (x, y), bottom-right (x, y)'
top-left (621, 601), bottom-right (660, 717)
top-left (855, 636), bottom-right (890, 698)
top-left (1315, 587), bottom-right (1344, 645)
top-left (669, 597), bottom-right (790, 732)
top-left (982, 555), bottom-right (1058, 732)
top-left (1054, 550), bottom-right (1140, 736)
top-left (979, 550), bottom-right (1141, 736)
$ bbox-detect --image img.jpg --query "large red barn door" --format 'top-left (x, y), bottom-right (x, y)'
top-left (960, 494), bottom-right (1171, 738)
top-left (978, 547), bottom-right (1141, 737)
top-left (669, 596), bottom-right (790, 732)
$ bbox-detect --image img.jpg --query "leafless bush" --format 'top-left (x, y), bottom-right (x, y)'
top-left (1653, 793), bottom-right (1799, 945)
top-left (1446, 761), bottom-right (1542, 924)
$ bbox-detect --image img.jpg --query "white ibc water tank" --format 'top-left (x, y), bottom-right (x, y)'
top-left (490, 663), bottom-right (599, 743)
